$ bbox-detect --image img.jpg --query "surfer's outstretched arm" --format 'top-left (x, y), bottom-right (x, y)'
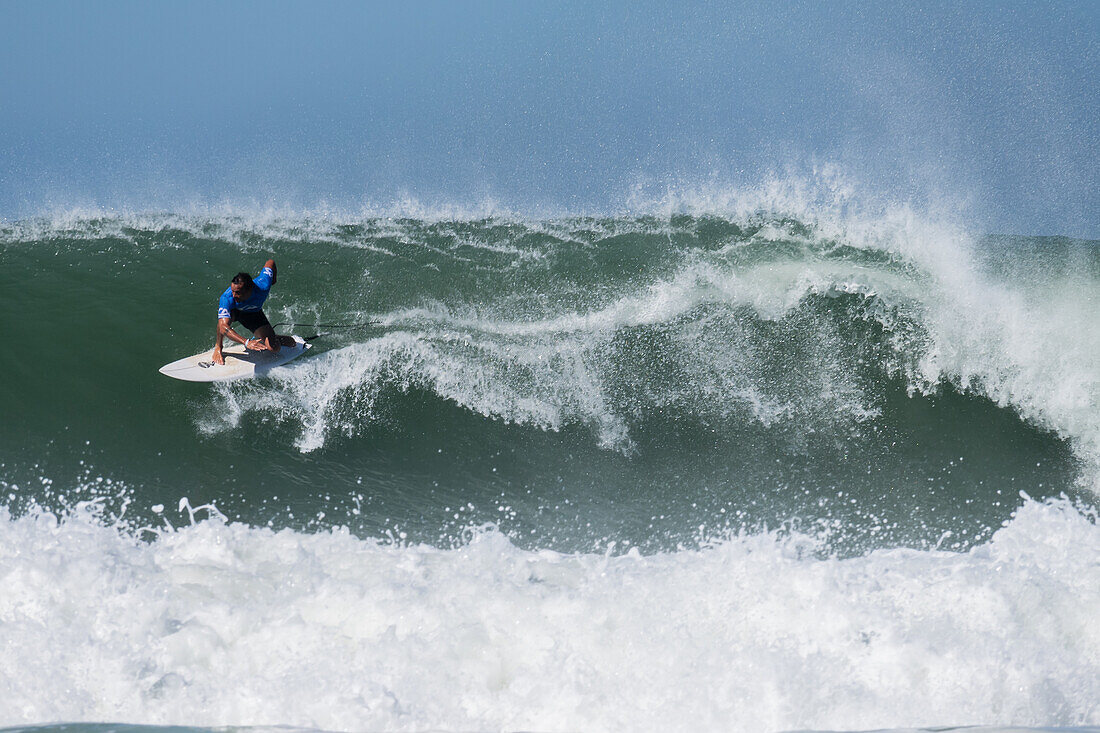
top-left (213, 317), bottom-right (251, 365)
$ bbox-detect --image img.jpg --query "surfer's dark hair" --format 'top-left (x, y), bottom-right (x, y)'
top-left (231, 272), bottom-right (254, 287)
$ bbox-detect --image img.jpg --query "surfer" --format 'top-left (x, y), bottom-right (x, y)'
top-left (213, 259), bottom-right (296, 365)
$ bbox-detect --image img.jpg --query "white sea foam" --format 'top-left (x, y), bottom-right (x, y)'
top-left (0, 496), bottom-right (1096, 731)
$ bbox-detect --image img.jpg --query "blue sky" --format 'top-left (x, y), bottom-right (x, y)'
top-left (1, 1), bottom-right (1096, 235)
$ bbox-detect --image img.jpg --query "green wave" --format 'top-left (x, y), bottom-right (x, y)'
top-left (1, 212), bottom-right (1096, 552)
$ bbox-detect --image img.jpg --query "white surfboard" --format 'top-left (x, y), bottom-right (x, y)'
top-left (159, 335), bottom-right (312, 382)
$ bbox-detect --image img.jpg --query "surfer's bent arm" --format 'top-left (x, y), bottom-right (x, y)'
top-left (265, 259), bottom-right (277, 285)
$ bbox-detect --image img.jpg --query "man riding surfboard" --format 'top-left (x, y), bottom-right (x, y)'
top-left (213, 258), bottom-right (296, 365)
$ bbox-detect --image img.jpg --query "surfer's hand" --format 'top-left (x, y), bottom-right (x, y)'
top-left (212, 349), bottom-right (225, 365)
top-left (245, 338), bottom-right (267, 351)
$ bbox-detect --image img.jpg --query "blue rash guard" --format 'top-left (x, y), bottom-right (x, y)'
top-left (218, 266), bottom-right (274, 320)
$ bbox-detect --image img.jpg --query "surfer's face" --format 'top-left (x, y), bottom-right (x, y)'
top-left (230, 282), bottom-right (252, 302)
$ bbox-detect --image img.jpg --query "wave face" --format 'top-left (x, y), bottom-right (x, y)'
top-left (1, 199), bottom-right (1099, 730)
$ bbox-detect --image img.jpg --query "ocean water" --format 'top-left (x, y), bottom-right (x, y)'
top-left (1, 197), bottom-right (1099, 731)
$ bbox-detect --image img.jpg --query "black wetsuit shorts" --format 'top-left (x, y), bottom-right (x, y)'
top-left (232, 309), bottom-right (271, 333)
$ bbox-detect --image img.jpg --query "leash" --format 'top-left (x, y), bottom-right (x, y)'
top-left (273, 320), bottom-right (383, 341)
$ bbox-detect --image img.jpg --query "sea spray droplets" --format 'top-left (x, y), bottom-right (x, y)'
top-left (213, 326), bottom-right (633, 453)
